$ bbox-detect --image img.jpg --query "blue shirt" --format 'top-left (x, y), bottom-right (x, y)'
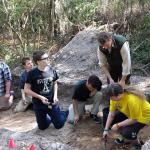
top-left (20, 70), bottom-right (28, 89)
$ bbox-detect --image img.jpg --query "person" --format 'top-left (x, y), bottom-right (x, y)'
top-left (24, 50), bottom-right (68, 130)
top-left (0, 54), bottom-right (13, 110)
top-left (103, 83), bottom-right (150, 150)
top-left (68, 75), bottom-right (109, 125)
top-left (14, 57), bottom-right (33, 112)
top-left (97, 32), bottom-right (131, 87)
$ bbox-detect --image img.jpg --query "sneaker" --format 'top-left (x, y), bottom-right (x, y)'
top-left (90, 114), bottom-right (101, 124)
top-left (114, 138), bottom-right (124, 145)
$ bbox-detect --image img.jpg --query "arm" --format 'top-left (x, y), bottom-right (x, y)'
top-left (97, 48), bottom-right (114, 83)
top-left (73, 99), bottom-right (79, 125)
top-left (53, 81), bottom-right (59, 104)
top-left (118, 118), bottom-right (137, 127)
top-left (20, 73), bottom-right (26, 101)
top-left (3, 64), bottom-right (11, 98)
top-left (104, 111), bottom-right (116, 130)
top-left (24, 83), bottom-right (50, 105)
top-left (101, 66), bottom-right (114, 83)
top-left (111, 118), bottom-right (137, 131)
top-left (120, 41), bottom-right (131, 86)
top-left (21, 89), bottom-right (26, 99)
top-left (103, 111), bottom-right (116, 138)
top-left (5, 80), bottom-right (11, 98)
top-left (21, 89), bottom-right (27, 104)
top-left (73, 99), bottom-right (79, 116)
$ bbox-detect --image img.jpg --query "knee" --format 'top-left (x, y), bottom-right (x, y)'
top-left (54, 122), bottom-right (65, 129)
top-left (121, 129), bottom-right (137, 140)
top-left (38, 124), bottom-right (49, 130)
top-left (37, 120), bottom-right (50, 130)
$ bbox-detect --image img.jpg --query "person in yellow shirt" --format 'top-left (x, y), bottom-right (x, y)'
top-left (103, 83), bottom-right (150, 150)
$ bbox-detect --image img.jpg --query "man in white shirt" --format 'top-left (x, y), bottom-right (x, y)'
top-left (97, 32), bottom-right (131, 87)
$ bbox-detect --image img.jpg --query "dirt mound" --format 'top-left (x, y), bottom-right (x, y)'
top-left (52, 27), bottom-right (100, 83)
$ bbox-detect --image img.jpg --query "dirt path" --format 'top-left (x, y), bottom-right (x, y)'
top-left (0, 108), bottom-right (150, 150)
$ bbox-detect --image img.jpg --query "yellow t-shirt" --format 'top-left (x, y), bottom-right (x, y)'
top-left (110, 92), bottom-right (150, 124)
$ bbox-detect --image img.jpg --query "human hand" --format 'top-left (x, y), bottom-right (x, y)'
top-left (111, 123), bottom-right (120, 131)
top-left (4, 93), bottom-right (10, 99)
top-left (74, 114), bottom-right (79, 125)
top-left (40, 96), bottom-right (50, 105)
top-left (52, 97), bottom-right (59, 105)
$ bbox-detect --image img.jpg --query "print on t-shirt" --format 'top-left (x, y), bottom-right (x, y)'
top-left (37, 76), bottom-right (53, 95)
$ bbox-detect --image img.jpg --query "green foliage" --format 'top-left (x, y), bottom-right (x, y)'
top-left (0, 0), bottom-right (150, 71)
top-left (130, 14), bottom-right (150, 64)
top-left (65, 0), bottom-right (98, 24)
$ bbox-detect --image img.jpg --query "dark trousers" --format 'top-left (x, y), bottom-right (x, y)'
top-left (102, 107), bottom-right (145, 140)
top-left (34, 105), bottom-right (68, 130)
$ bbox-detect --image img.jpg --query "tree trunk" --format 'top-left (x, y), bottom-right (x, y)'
top-left (55, 0), bottom-right (72, 35)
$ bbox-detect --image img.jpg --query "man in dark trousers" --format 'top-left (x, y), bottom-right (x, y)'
top-left (24, 50), bottom-right (68, 130)
top-left (97, 32), bottom-right (131, 87)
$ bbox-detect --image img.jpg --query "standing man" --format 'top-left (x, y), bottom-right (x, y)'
top-left (24, 50), bottom-right (68, 130)
top-left (97, 32), bottom-right (131, 87)
top-left (14, 57), bottom-right (33, 112)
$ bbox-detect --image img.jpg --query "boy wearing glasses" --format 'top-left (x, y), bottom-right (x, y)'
top-left (24, 50), bottom-right (68, 130)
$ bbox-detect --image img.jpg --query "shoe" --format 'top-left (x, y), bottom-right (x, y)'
top-left (115, 138), bottom-right (124, 145)
top-left (90, 114), bottom-right (101, 124)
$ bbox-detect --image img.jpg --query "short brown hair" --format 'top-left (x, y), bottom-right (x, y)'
top-left (21, 57), bottom-right (31, 66)
top-left (97, 32), bottom-right (112, 45)
top-left (33, 50), bottom-right (46, 64)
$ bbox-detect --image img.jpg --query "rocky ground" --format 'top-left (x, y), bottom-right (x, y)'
top-left (0, 107), bottom-right (150, 150)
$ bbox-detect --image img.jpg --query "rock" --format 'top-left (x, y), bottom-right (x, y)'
top-left (0, 128), bottom-right (77, 150)
top-left (142, 140), bottom-right (150, 150)
top-left (52, 27), bottom-right (100, 83)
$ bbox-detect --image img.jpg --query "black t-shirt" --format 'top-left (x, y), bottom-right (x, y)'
top-left (72, 80), bottom-right (91, 102)
top-left (26, 66), bottom-right (58, 108)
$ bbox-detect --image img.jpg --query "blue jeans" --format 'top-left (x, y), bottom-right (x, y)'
top-left (34, 105), bottom-right (68, 130)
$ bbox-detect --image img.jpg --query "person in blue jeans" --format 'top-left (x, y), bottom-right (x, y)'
top-left (24, 50), bottom-right (68, 130)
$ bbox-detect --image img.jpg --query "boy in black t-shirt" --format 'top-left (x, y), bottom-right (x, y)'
top-left (24, 51), bottom-right (68, 130)
top-left (68, 75), bottom-right (109, 125)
